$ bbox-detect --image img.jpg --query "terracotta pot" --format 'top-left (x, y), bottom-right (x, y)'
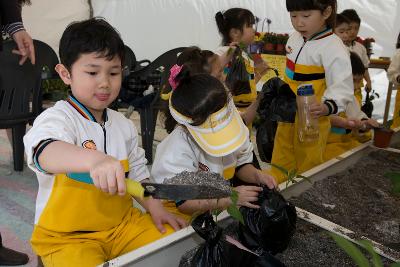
top-left (263, 43), bottom-right (276, 52)
top-left (373, 127), bottom-right (394, 148)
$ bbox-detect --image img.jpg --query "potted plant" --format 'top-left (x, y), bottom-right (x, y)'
top-left (275, 33), bottom-right (289, 54)
top-left (262, 32), bottom-right (277, 53)
top-left (373, 120), bottom-right (394, 148)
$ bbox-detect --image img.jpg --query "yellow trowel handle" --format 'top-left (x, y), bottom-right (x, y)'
top-left (125, 179), bottom-right (145, 199)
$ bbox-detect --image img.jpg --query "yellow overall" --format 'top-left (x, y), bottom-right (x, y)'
top-left (324, 114), bottom-right (361, 161)
top-left (33, 170), bottom-right (175, 267)
top-left (391, 87), bottom-right (400, 129)
top-left (270, 60), bottom-right (330, 183)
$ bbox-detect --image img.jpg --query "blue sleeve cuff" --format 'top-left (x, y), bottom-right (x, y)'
top-left (33, 139), bottom-right (57, 173)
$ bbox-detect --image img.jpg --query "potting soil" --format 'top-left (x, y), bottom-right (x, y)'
top-left (290, 150), bottom-right (400, 251)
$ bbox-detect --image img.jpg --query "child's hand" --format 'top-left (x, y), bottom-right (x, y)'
top-left (89, 155), bottom-right (126, 196)
top-left (254, 59), bottom-right (270, 78)
top-left (147, 198), bottom-right (187, 233)
top-left (255, 170), bottom-right (277, 189)
top-left (235, 185), bottom-right (263, 209)
top-left (361, 118), bottom-right (379, 130)
top-left (346, 119), bottom-right (363, 130)
top-left (310, 103), bottom-right (329, 118)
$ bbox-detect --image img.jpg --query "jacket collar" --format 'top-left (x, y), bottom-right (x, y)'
top-left (66, 95), bottom-right (107, 123)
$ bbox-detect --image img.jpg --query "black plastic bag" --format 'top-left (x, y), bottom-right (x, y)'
top-left (361, 90), bottom-right (373, 118)
top-left (256, 77), bottom-right (296, 162)
top-left (256, 119), bottom-right (277, 162)
top-left (181, 212), bottom-right (285, 267)
top-left (239, 186), bottom-right (297, 255)
top-left (258, 77), bottom-right (297, 123)
top-left (225, 47), bottom-right (251, 96)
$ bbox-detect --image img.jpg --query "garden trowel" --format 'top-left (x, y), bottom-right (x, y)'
top-left (66, 173), bottom-right (231, 200)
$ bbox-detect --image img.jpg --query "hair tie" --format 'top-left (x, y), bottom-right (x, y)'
top-left (168, 64), bottom-right (183, 90)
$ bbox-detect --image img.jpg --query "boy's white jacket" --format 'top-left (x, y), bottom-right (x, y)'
top-left (388, 49), bottom-right (400, 86)
top-left (287, 31), bottom-right (354, 113)
top-left (151, 126), bottom-right (253, 183)
top-left (23, 100), bottom-right (149, 225)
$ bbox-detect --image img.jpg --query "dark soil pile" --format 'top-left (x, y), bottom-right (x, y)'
top-left (276, 221), bottom-right (363, 266)
top-left (291, 150), bottom-right (400, 251)
top-left (163, 171), bottom-right (231, 199)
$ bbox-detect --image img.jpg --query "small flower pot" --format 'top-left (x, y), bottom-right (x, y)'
top-left (263, 43), bottom-right (276, 53)
top-left (373, 127), bottom-right (394, 148)
top-left (276, 44), bottom-right (286, 54)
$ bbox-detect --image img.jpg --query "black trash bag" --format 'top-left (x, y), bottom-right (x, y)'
top-left (225, 47), bottom-right (251, 96)
top-left (256, 119), bottom-right (277, 162)
top-left (182, 212), bottom-right (286, 267)
top-left (239, 186), bottom-right (297, 255)
top-left (256, 77), bottom-right (296, 162)
top-left (361, 90), bottom-right (373, 118)
top-left (258, 77), bottom-right (297, 123)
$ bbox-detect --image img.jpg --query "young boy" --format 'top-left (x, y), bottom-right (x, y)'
top-left (23, 18), bottom-right (186, 266)
top-left (341, 9), bottom-right (373, 105)
top-left (334, 14), bottom-right (351, 46)
top-left (324, 52), bottom-right (379, 161)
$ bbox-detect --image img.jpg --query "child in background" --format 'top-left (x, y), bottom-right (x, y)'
top-left (152, 66), bottom-right (277, 216)
top-left (334, 13), bottom-right (351, 45)
top-left (324, 52), bottom-right (379, 161)
top-left (214, 8), bottom-right (269, 126)
top-left (23, 18), bottom-right (186, 266)
top-left (387, 32), bottom-right (400, 129)
top-left (341, 9), bottom-right (373, 105)
top-left (270, 0), bottom-right (354, 183)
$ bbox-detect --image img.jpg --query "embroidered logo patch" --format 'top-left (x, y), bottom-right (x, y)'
top-left (198, 162), bottom-right (210, 172)
top-left (82, 140), bottom-right (97, 150)
top-left (286, 45), bottom-right (293, 54)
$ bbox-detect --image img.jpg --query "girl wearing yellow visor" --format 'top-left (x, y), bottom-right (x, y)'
top-left (151, 65), bottom-right (277, 216)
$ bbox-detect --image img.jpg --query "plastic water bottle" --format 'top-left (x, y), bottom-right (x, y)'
top-left (297, 84), bottom-right (319, 143)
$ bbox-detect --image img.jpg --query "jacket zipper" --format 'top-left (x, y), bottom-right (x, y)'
top-left (294, 39), bottom-right (307, 64)
top-left (100, 122), bottom-right (107, 154)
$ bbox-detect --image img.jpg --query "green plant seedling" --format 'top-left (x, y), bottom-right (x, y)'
top-left (270, 163), bottom-right (311, 188)
top-left (384, 172), bottom-right (400, 196)
top-left (330, 233), bottom-right (399, 267)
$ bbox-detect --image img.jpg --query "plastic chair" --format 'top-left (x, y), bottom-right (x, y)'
top-left (118, 47), bottom-right (186, 163)
top-left (0, 39), bottom-right (59, 171)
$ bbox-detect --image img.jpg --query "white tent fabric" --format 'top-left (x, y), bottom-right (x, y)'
top-left (22, 0), bottom-right (400, 120)
top-left (92, 0), bottom-right (400, 61)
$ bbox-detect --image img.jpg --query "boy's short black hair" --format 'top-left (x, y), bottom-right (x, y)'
top-left (350, 52), bottom-right (365, 75)
top-left (335, 13), bottom-right (350, 27)
top-left (341, 9), bottom-right (361, 25)
top-left (286, 0), bottom-right (337, 29)
top-left (59, 17), bottom-right (125, 70)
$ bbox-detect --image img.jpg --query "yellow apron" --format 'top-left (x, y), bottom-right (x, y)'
top-left (324, 113), bottom-right (361, 161)
top-left (391, 87), bottom-right (400, 129)
top-left (354, 87), bottom-right (362, 106)
top-left (270, 60), bottom-right (330, 183)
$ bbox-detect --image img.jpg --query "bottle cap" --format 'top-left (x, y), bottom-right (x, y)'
top-left (297, 84), bottom-right (314, 96)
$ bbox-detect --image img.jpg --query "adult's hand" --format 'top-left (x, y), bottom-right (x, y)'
top-left (11, 30), bottom-right (35, 65)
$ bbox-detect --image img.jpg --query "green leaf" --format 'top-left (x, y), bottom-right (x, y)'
top-left (330, 233), bottom-right (370, 267)
top-left (358, 240), bottom-right (383, 267)
top-left (227, 204), bottom-right (244, 224)
top-left (391, 262), bottom-right (400, 267)
top-left (384, 172), bottom-right (400, 195)
top-left (230, 189), bottom-right (239, 204)
top-left (270, 163), bottom-right (289, 176)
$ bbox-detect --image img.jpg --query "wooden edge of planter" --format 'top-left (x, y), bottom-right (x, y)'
top-left (296, 207), bottom-right (400, 262)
